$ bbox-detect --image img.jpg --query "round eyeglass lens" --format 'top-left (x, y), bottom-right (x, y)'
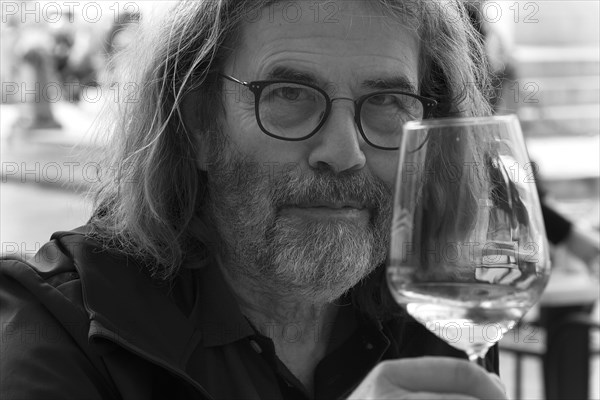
top-left (258, 82), bottom-right (327, 139)
top-left (360, 92), bottom-right (425, 148)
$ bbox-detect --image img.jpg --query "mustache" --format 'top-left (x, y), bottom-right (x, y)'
top-left (207, 148), bottom-right (392, 214)
top-left (269, 168), bottom-right (392, 210)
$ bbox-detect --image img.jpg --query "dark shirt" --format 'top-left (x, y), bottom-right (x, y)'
top-left (165, 263), bottom-right (387, 399)
top-left (168, 261), bottom-right (499, 399)
top-left (1, 227), bottom-right (498, 399)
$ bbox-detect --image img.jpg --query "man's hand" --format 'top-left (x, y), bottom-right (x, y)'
top-left (349, 357), bottom-right (507, 399)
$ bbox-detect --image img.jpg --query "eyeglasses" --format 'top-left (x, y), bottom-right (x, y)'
top-left (220, 73), bottom-right (437, 150)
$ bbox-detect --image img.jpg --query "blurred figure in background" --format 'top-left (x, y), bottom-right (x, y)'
top-left (49, 9), bottom-right (100, 102)
top-left (8, 16), bottom-right (63, 133)
top-left (3, 3), bottom-right (137, 141)
top-left (466, 4), bottom-right (598, 399)
top-left (465, 0), bottom-right (600, 273)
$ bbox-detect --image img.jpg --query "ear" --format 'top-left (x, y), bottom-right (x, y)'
top-left (182, 91), bottom-right (210, 172)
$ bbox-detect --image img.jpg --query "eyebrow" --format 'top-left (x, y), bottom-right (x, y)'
top-left (266, 66), bottom-right (322, 86)
top-left (265, 66), bottom-right (417, 94)
top-left (362, 77), bottom-right (417, 94)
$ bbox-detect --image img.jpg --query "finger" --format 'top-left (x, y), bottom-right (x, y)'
top-left (397, 392), bottom-right (479, 400)
top-left (377, 357), bottom-right (507, 400)
top-left (349, 377), bottom-right (482, 400)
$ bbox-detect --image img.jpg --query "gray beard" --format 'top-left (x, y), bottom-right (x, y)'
top-left (205, 147), bottom-right (392, 305)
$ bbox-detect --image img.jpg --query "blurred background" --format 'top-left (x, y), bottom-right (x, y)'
top-left (1, 1), bottom-right (599, 399)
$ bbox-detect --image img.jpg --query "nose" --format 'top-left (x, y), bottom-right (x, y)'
top-left (307, 99), bottom-right (366, 173)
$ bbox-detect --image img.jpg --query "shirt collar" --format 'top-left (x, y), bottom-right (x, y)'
top-left (180, 258), bottom-right (255, 347)
top-left (183, 258), bottom-right (390, 349)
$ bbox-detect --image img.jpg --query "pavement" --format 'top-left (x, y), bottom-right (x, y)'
top-left (1, 101), bottom-right (106, 193)
top-left (0, 101), bottom-right (99, 253)
top-left (1, 100), bottom-right (599, 399)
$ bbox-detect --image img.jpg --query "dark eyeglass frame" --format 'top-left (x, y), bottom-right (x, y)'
top-left (220, 73), bottom-right (437, 150)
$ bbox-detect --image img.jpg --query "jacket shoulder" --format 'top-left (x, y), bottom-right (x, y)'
top-left (0, 226), bottom-right (126, 329)
top-left (1, 227), bottom-right (99, 300)
top-left (0, 228), bottom-right (120, 399)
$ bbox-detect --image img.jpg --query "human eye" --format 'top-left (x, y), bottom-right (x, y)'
top-left (270, 85), bottom-right (314, 101)
top-left (361, 93), bottom-right (424, 137)
top-left (366, 93), bottom-right (403, 108)
top-left (365, 92), bottom-right (424, 118)
top-left (267, 84), bottom-right (315, 102)
top-left (277, 86), bottom-right (302, 101)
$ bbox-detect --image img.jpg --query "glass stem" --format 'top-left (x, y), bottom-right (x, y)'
top-left (468, 353), bottom-right (486, 368)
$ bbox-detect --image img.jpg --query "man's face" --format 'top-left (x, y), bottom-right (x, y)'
top-left (204, 0), bottom-right (420, 303)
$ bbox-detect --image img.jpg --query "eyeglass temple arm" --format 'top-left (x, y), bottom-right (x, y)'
top-left (219, 73), bottom-right (248, 86)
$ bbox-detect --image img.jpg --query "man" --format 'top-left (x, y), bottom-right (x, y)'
top-left (1, 0), bottom-right (507, 398)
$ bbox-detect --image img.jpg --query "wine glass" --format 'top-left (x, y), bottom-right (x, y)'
top-left (387, 114), bottom-right (551, 364)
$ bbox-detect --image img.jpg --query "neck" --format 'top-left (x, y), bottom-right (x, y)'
top-left (221, 262), bottom-right (339, 343)
top-left (218, 260), bottom-right (341, 396)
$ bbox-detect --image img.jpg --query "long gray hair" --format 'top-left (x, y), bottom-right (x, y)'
top-left (90, 0), bottom-right (493, 291)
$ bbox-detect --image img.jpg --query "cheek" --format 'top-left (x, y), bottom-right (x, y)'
top-left (367, 152), bottom-right (399, 189)
top-left (223, 105), bottom-right (261, 149)
top-left (223, 107), bottom-right (310, 165)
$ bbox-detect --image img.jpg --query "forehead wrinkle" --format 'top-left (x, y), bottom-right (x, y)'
top-left (226, 1), bottom-right (421, 92)
top-left (253, 45), bottom-right (418, 76)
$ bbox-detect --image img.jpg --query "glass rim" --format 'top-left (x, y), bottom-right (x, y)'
top-left (404, 114), bottom-right (518, 130)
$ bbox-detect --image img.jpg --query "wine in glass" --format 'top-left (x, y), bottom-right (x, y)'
top-left (387, 115), bottom-right (551, 363)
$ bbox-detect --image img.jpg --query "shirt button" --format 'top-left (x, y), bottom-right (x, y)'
top-left (365, 342), bottom-right (374, 350)
top-left (249, 340), bottom-right (262, 354)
